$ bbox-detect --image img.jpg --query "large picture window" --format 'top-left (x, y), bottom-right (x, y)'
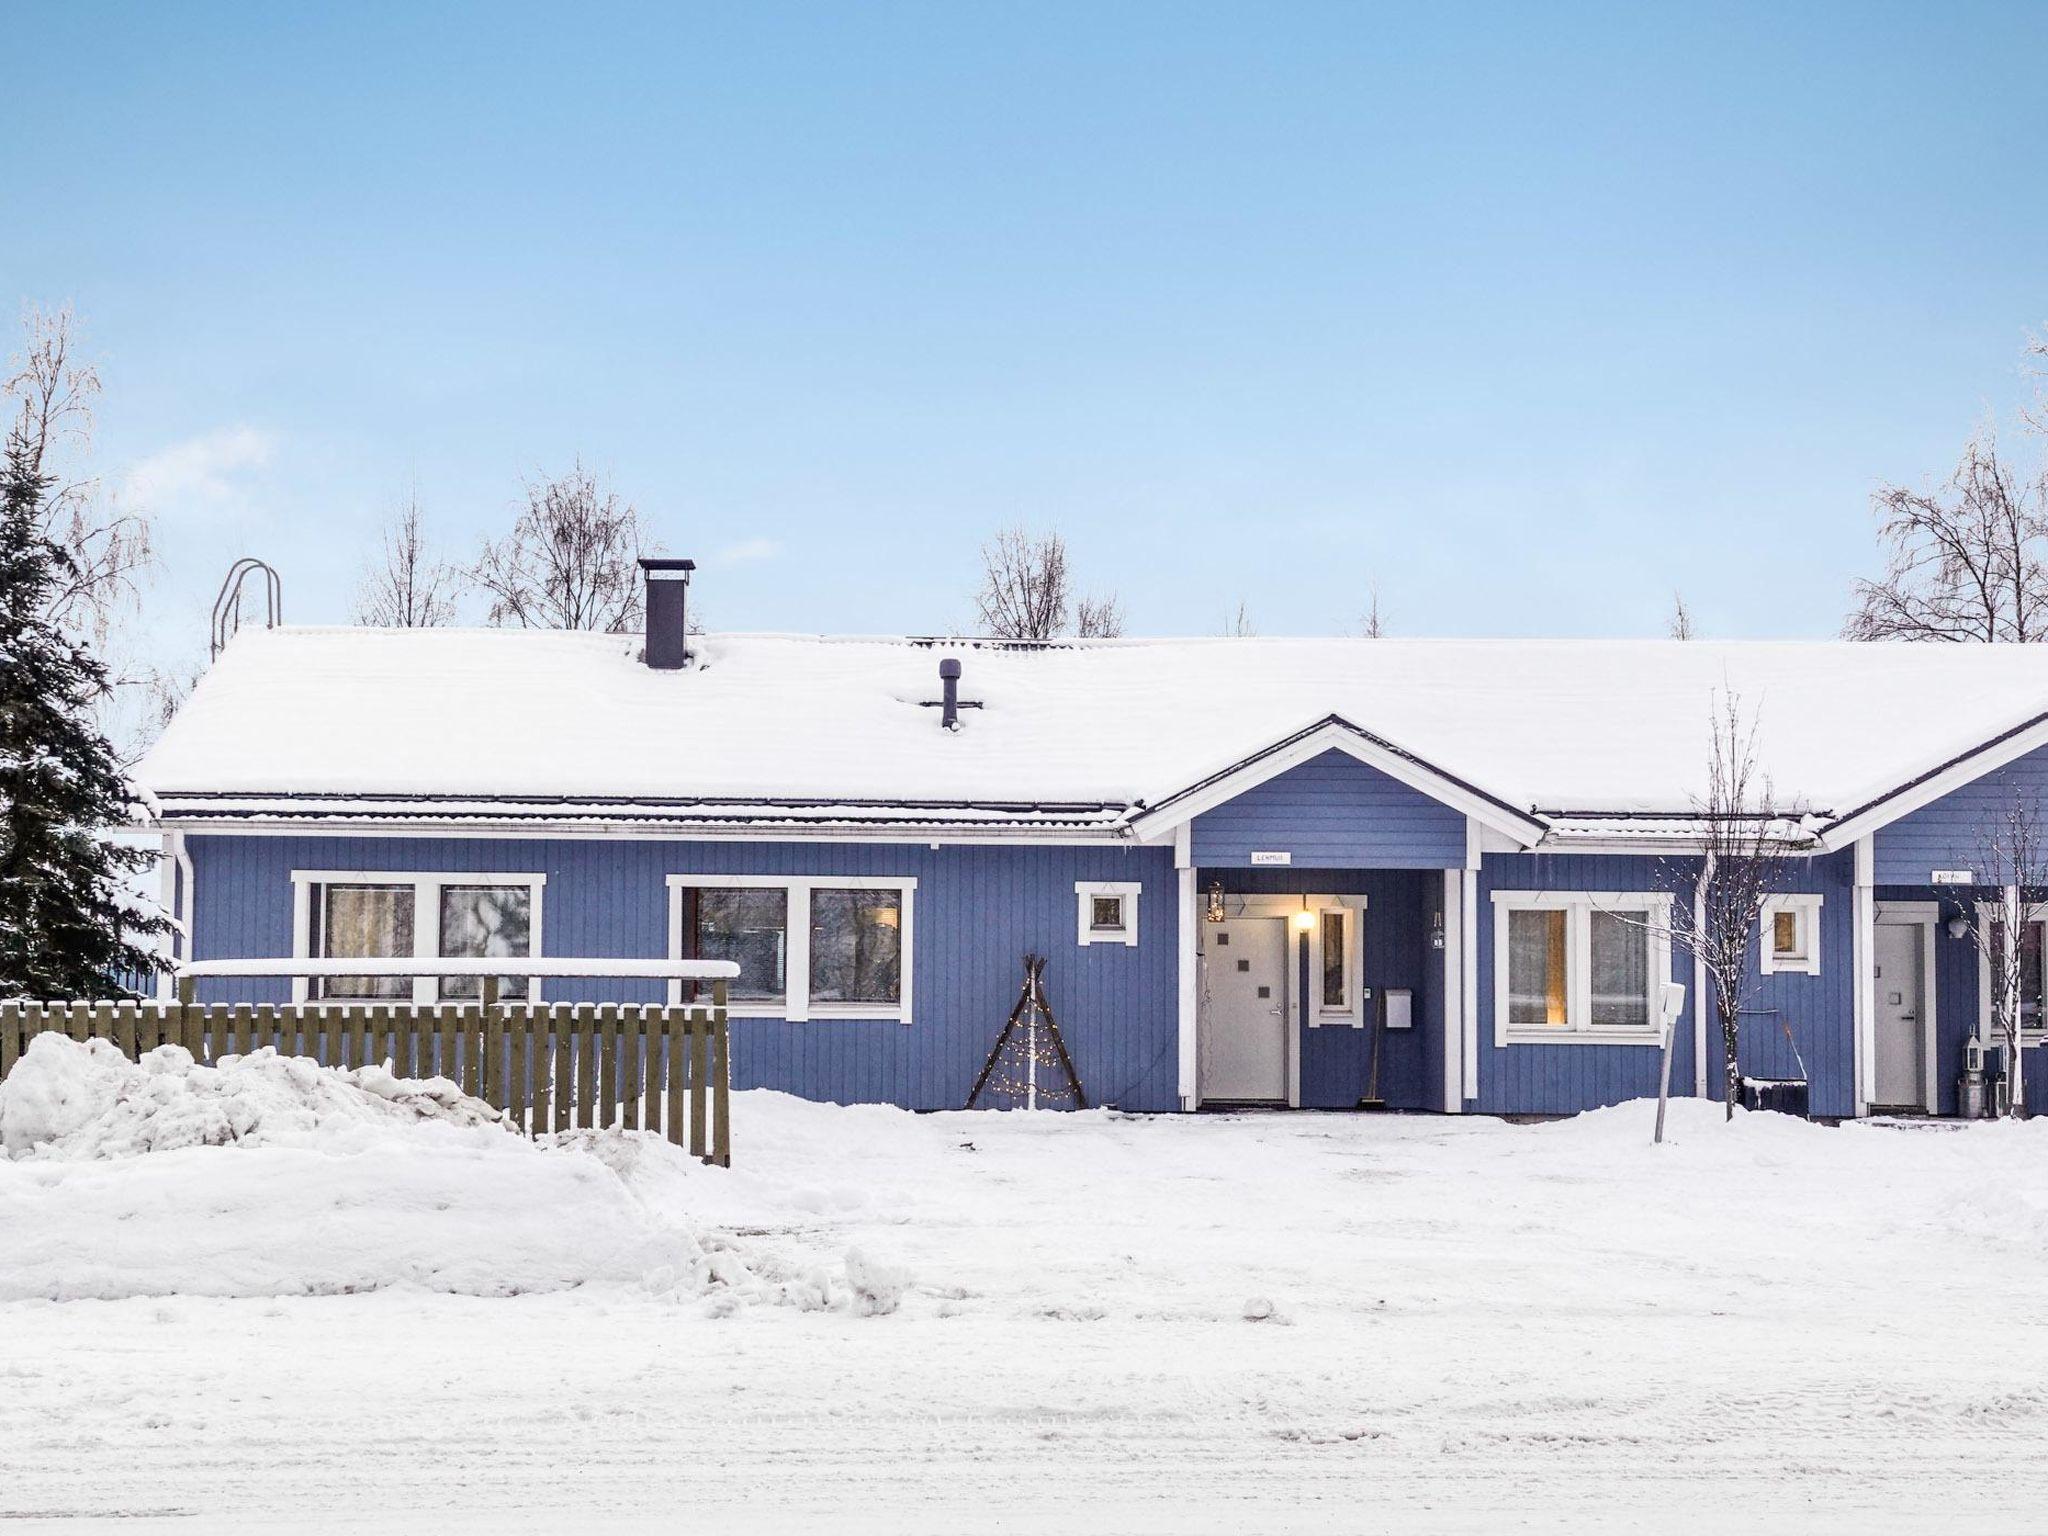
top-left (1492, 892), bottom-right (1671, 1045)
top-left (668, 875), bottom-right (915, 1021)
top-left (296, 871), bottom-right (544, 1004)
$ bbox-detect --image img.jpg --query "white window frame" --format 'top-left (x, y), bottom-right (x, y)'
top-left (1311, 904), bottom-right (1365, 1029)
top-left (1973, 899), bottom-right (2048, 1045)
top-left (666, 874), bottom-right (916, 1023)
top-left (1075, 881), bottom-right (1141, 947)
top-left (1490, 891), bottom-right (1673, 1046)
top-left (290, 870), bottom-right (547, 1006)
top-left (1759, 894), bottom-right (1823, 975)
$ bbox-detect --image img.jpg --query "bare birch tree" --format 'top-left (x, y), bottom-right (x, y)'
top-left (1668, 591), bottom-right (1695, 640)
top-left (1361, 585), bottom-right (1387, 638)
top-left (973, 526), bottom-right (1125, 641)
top-left (1656, 695), bottom-right (1801, 1119)
top-left (354, 493), bottom-right (461, 627)
top-left (1956, 789), bottom-right (2048, 1118)
top-left (1845, 431), bottom-right (2048, 642)
top-left (472, 462), bottom-right (647, 632)
top-left (1075, 592), bottom-right (1125, 638)
top-left (975, 526), bottom-right (1068, 640)
top-left (4, 306), bottom-right (153, 643)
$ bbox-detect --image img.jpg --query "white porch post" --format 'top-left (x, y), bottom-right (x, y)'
top-left (1441, 869), bottom-right (1462, 1112)
top-left (2005, 882), bottom-right (2026, 1116)
top-left (1852, 836), bottom-right (1875, 1117)
top-left (1460, 819), bottom-right (1481, 1104)
top-left (1691, 873), bottom-right (1709, 1097)
top-left (1175, 824), bottom-right (1199, 1111)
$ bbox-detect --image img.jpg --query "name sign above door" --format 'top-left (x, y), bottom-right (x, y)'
top-left (1249, 851), bottom-right (1292, 866)
top-left (1931, 870), bottom-right (1975, 885)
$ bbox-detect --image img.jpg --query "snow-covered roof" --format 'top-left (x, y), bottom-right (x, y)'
top-left (136, 627), bottom-right (2048, 841)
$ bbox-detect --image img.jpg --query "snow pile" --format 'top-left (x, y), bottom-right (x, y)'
top-left (0, 1033), bottom-right (505, 1158)
top-left (0, 1034), bottom-right (710, 1301)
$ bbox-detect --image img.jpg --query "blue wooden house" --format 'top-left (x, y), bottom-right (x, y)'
top-left (138, 562), bottom-right (2048, 1119)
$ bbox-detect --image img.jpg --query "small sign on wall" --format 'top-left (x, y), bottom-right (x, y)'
top-left (1249, 851), bottom-right (1292, 866)
top-left (1931, 869), bottom-right (1975, 885)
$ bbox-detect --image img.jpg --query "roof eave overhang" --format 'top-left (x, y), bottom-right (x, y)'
top-left (1816, 709), bottom-right (2048, 852)
top-left (1126, 715), bottom-right (1548, 848)
top-left (150, 813), bottom-right (1132, 844)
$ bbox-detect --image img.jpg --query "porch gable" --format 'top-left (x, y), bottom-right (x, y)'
top-left (1188, 748), bottom-right (1471, 869)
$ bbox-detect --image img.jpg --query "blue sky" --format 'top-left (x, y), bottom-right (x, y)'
top-left (9, 0), bottom-right (2047, 660)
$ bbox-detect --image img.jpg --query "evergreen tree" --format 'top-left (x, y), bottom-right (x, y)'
top-left (0, 423), bottom-right (169, 998)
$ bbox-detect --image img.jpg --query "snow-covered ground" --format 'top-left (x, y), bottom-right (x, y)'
top-left (4, 1038), bottom-right (2048, 1533)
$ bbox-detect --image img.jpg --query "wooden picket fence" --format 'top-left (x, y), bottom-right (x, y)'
top-left (0, 981), bottom-right (730, 1166)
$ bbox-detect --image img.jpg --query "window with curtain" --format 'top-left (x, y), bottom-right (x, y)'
top-left (1588, 909), bottom-right (1650, 1031)
top-left (310, 884), bottom-right (415, 1001)
top-left (1507, 908), bottom-right (1568, 1029)
top-left (810, 888), bottom-right (903, 1005)
top-left (437, 885), bottom-right (533, 1001)
top-left (1495, 894), bottom-right (1669, 1043)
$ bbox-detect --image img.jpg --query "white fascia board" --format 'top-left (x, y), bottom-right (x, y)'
top-left (1819, 713), bottom-right (2048, 851)
top-left (157, 817), bottom-right (1126, 846)
top-left (1536, 836), bottom-right (1821, 858)
top-left (1129, 720), bottom-right (1546, 849)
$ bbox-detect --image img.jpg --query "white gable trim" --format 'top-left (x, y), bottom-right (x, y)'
top-left (1818, 710), bottom-right (2048, 852)
top-left (1128, 717), bottom-right (1546, 848)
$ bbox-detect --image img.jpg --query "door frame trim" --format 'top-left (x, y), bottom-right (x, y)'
top-left (1872, 901), bottom-right (1938, 1113)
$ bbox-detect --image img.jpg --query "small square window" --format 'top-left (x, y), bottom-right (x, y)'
top-left (1075, 882), bottom-right (1140, 947)
top-left (1760, 896), bottom-right (1822, 976)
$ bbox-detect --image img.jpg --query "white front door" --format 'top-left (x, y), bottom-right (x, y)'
top-left (1200, 917), bottom-right (1289, 1102)
top-left (1872, 921), bottom-right (1928, 1110)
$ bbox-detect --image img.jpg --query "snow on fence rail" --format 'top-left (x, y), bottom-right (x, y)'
top-left (1, 958), bottom-right (740, 1166)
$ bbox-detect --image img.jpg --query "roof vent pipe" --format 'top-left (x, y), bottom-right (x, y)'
top-left (939, 657), bottom-right (962, 730)
top-left (639, 558), bottom-right (696, 669)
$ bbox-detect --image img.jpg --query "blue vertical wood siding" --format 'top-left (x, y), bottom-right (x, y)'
top-left (1474, 853), bottom-right (1698, 1115)
top-left (1190, 750), bottom-right (1468, 869)
top-left (1475, 850), bottom-right (1858, 1117)
top-left (1732, 852), bottom-right (1856, 1118)
top-left (1872, 743), bottom-right (2048, 884)
top-left (1205, 867), bottom-right (1441, 1110)
top-left (187, 835), bottom-right (1180, 1112)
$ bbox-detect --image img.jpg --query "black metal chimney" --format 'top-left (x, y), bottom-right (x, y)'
top-left (639, 558), bottom-right (696, 669)
top-left (939, 657), bottom-right (962, 730)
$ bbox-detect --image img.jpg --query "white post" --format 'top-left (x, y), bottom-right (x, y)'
top-left (2005, 882), bottom-right (2026, 1116)
top-left (1852, 836), bottom-right (1875, 1117)
top-left (1691, 873), bottom-right (1709, 1097)
top-left (1175, 826), bottom-right (1199, 1111)
top-left (1654, 982), bottom-right (1685, 1144)
top-left (1441, 869), bottom-right (1462, 1113)
top-left (1460, 821), bottom-right (1481, 1103)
